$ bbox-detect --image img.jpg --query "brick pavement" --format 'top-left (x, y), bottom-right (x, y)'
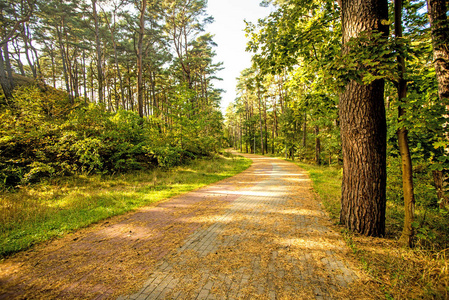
top-left (118, 154), bottom-right (363, 300)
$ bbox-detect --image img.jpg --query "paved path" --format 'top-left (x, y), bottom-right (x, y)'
top-left (0, 153), bottom-right (370, 299)
top-left (119, 154), bottom-right (364, 299)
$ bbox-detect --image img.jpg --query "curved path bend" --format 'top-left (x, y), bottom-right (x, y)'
top-left (0, 153), bottom-right (373, 299)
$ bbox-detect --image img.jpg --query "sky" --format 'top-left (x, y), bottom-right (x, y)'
top-left (205, 0), bottom-right (273, 114)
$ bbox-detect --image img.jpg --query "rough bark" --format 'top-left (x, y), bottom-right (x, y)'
top-left (427, 0), bottom-right (449, 208)
top-left (427, 0), bottom-right (449, 101)
top-left (339, 0), bottom-right (389, 236)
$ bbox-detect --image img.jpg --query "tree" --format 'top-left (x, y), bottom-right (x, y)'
top-left (427, 0), bottom-right (449, 208)
top-left (135, 0), bottom-right (146, 117)
top-left (0, 0), bottom-right (35, 101)
top-left (395, 0), bottom-right (415, 247)
top-left (92, 0), bottom-right (104, 104)
top-left (338, 0), bottom-right (389, 236)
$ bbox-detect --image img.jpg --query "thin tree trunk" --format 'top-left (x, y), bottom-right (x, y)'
top-left (395, 0), bottom-right (415, 247)
top-left (0, 46), bottom-right (13, 100)
top-left (22, 24), bottom-right (37, 79)
top-left (56, 24), bottom-right (72, 102)
top-left (137, 0), bottom-right (147, 117)
top-left (257, 87), bottom-right (264, 155)
top-left (92, 0), bottom-right (104, 104)
top-left (82, 50), bottom-right (87, 102)
top-left (302, 113), bottom-right (307, 148)
top-left (315, 125), bottom-right (321, 165)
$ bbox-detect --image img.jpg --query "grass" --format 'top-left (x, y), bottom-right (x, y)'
top-left (0, 153), bottom-right (251, 258)
top-left (292, 160), bottom-right (449, 299)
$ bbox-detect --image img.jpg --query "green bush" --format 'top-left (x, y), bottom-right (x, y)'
top-left (0, 86), bottom-right (221, 189)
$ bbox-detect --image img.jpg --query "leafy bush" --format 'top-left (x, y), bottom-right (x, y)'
top-left (0, 86), bottom-right (221, 189)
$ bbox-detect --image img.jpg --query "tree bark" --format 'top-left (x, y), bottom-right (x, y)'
top-left (92, 0), bottom-right (104, 104)
top-left (427, 0), bottom-right (449, 101)
top-left (56, 23), bottom-right (72, 102)
top-left (395, 0), bottom-right (415, 247)
top-left (427, 0), bottom-right (449, 208)
top-left (0, 46), bottom-right (13, 100)
top-left (137, 0), bottom-right (147, 117)
top-left (315, 125), bottom-right (321, 165)
top-left (339, 0), bottom-right (389, 236)
top-left (257, 84), bottom-right (264, 155)
top-left (302, 113), bottom-right (307, 148)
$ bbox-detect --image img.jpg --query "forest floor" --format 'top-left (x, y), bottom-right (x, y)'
top-left (0, 153), bottom-right (381, 299)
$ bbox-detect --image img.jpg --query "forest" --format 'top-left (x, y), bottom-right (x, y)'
top-left (1, 0), bottom-right (449, 297)
top-left (0, 0), bottom-right (224, 185)
top-left (226, 0), bottom-right (449, 246)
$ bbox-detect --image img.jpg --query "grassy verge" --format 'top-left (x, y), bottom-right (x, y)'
top-left (293, 161), bottom-right (449, 299)
top-left (0, 153), bottom-right (251, 258)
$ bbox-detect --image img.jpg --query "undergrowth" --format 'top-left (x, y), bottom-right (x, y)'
top-left (294, 161), bottom-right (449, 299)
top-left (0, 153), bottom-right (251, 258)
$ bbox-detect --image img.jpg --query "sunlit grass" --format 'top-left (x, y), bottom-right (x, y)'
top-left (0, 154), bottom-right (251, 258)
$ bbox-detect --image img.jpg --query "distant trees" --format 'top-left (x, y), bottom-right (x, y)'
top-left (0, 0), bottom-right (222, 119)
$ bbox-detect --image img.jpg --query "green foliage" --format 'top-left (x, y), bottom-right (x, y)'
top-left (0, 86), bottom-right (222, 189)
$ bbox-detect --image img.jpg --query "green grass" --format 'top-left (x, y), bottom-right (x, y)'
top-left (0, 154), bottom-right (251, 258)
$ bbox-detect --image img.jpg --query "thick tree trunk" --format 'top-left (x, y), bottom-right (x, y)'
top-left (339, 0), bottom-right (389, 236)
top-left (427, 0), bottom-right (449, 101)
top-left (395, 0), bottom-right (415, 247)
top-left (427, 0), bottom-right (449, 208)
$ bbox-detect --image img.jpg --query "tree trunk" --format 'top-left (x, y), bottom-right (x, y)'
top-left (315, 125), bottom-right (321, 165)
top-left (395, 0), bottom-right (415, 247)
top-left (137, 0), bottom-right (147, 117)
top-left (257, 86), bottom-right (264, 155)
top-left (302, 113), bottom-right (307, 148)
top-left (82, 50), bottom-right (87, 102)
top-left (0, 45), bottom-right (13, 100)
top-left (427, 0), bottom-right (449, 208)
top-left (433, 170), bottom-right (449, 208)
top-left (92, 0), bottom-right (104, 104)
top-left (427, 0), bottom-right (449, 101)
top-left (339, 0), bottom-right (389, 237)
top-left (56, 24), bottom-right (72, 102)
